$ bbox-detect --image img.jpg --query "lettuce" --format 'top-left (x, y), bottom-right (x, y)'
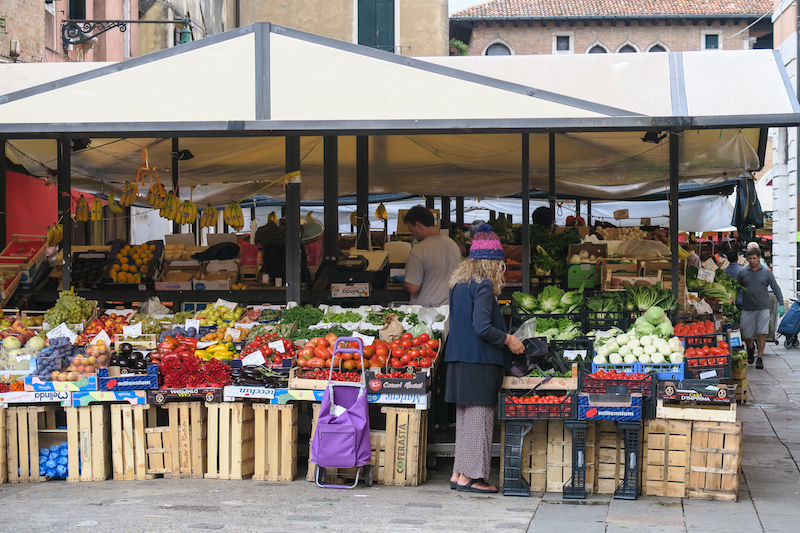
top-left (644, 306), bottom-right (666, 325)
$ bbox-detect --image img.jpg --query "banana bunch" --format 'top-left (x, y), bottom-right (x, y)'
top-left (376, 203), bottom-right (388, 221)
top-left (178, 200), bottom-right (198, 225)
top-left (268, 211), bottom-right (278, 224)
top-left (108, 189), bottom-right (124, 214)
top-left (120, 182), bottom-right (138, 207)
top-left (160, 192), bottom-right (179, 221)
top-left (200, 205), bottom-right (218, 228)
top-left (46, 224), bottom-right (63, 247)
top-left (90, 197), bottom-right (103, 222)
top-left (75, 195), bottom-right (90, 222)
top-left (145, 182), bottom-right (167, 209)
top-left (224, 202), bottom-right (244, 230)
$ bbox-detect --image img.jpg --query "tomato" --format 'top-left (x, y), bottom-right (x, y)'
top-left (391, 341), bottom-right (401, 350)
top-left (342, 359), bottom-right (357, 371)
top-left (363, 346), bottom-right (375, 358)
top-left (314, 346), bottom-right (328, 360)
top-left (391, 358), bottom-right (404, 368)
top-left (428, 339), bottom-right (440, 350)
top-left (402, 332), bottom-right (413, 340)
top-left (307, 357), bottom-right (325, 368)
top-left (417, 356), bottom-right (432, 367)
top-left (407, 349), bottom-right (419, 359)
top-left (300, 347), bottom-right (315, 360)
top-left (401, 339), bottom-right (413, 349)
top-left (375, 345), bottom-right (389, 358)
top-left (400, 354), bottom-right (412, 364)
top-left (325, 333), bottom-right (339, 346)
top-left (418, 333), bottom-right (430, 343)
top-left (392, 348), bottom-right (405, 358)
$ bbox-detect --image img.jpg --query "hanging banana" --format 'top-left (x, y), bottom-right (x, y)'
top-left (75, 195), bottom-right (89, 222)
top-left (268, 211), bottom-right (278, 224)
top-left (223, 202), bottom-right (244, 230)
top-left (350, 211), bottom-right (358, 226)
top-left (90, 197), bottom-right (103, 222)
top-left (200, 205), bottom-right (218, 228)
top-left (376, 203), bottom-right (388, 221)
top-left (145, 182), bottom-right (167, 209)
top-left (178, 200), bottom-right (197, 225)
top-left (160, 192), bottom-right (176, 220)
top-left (120, 182), bottom-right (138, 207)
top-left (107, 189), bottom-right (124, 214)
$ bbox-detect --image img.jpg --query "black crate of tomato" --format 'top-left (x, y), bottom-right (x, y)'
top-left (579, 369), bottom-right (655, 396)
top-left (498, 391), bottom-right (576, 420)
top-left (674, 322), bottom-right (724, 348)
top-left (673, 313), bottom-right (715, 325)
top-left (683, 335), bottom-right (732, 379)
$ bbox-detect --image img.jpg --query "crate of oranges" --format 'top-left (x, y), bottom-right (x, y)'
top-left (103, 240), bottom-right (164, 289)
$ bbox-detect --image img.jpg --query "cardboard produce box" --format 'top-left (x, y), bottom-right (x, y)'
top-left (193, 260), bottom-right (239, 290)
top-left (155, 261), bottom-right (202, 290)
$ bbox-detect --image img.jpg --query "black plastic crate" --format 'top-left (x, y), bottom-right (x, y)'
top-left (71, 250), bottom-right (109, 290)
top-left (530, 274), bottom-right (565, 289)
top-left (498, 391), bottom-right (576, 420)
top-left (563, 420), bottom-right (588, 499)
top-left (614, 421), bottom-right (642, 500)
top-left (674, 313), bottom-right (715, 325)
top-left (502, 421), bottom-right (534, 497)
top-left (580, 369), bottom-right (656, 396)
top-left (685, 359), bottom-right (732, 380)
top-left (583, 310), bottom-right (629, 332)
top-left (642, 395), bottom-right (656, 420)
top-left (550, 337), bottom-right (594, 368)
top-left (511, 306), bottom-right (584, 330)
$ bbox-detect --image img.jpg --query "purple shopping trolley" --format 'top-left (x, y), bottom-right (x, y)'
top-left (310, 337), bottom-right (374, 488)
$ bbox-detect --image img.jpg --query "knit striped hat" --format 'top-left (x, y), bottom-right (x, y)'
top-left (470, 224), bottom-right (504, 260)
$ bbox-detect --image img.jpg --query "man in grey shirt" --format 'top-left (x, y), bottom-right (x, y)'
top-left (403, 206), bottom-right (462, 307)
top-left (736, 248), bottom-right (784, 368)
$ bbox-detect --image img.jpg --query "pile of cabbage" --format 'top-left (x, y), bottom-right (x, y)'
top-left (592, 305), bottom-right (684, 366)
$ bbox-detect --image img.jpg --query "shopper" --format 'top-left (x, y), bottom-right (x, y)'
top-left (445, 224), bottom-right (525, 494)
top-left (403, 205), bottom-right (462, 307)
top-left (532, 206), bottom-right (555, 232)
top-left (737, 248), bottom-right (784, 368)
top-left (724, 249), bottom-right (744, 308)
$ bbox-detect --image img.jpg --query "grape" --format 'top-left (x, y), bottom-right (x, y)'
top-left (44, 290), bottom-right (94, 327)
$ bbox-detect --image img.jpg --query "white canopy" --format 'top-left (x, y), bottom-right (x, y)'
top-left (1, 23), bottom-right (798, 204)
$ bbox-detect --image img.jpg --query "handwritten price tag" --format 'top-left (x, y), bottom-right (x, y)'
top-left (353, 332), bottom-right (375, 346)
top-left (227, 328), bottom-right (242, 341)
top-left (214, 298), bottom-right (238, 311)
top-left (563, 350), bottom-right (587, 361)
top-left (185, 319), bottom-right (201, 331)
top-left (123, 322), bottom-right (143, 336)
top-left (46, 323), bottom-right (77, 343)
top-left (91, 330), bottom-right (112, 346)
top-left (697, 268), bottom-right (716, 283)
top-left (268, 340), bottom-right (285, 353)
top-left (241, 350), bottom-right (266, 366)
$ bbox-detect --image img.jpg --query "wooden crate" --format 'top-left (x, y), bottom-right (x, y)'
top-left (65, 405), bottom-right (111, 482)
top-left (733, 378), bottom-right (748, 404)
top-left (500, 420), bottom-right (595, 493)
top-left (6, 405), bottom-right (61, 482)
top-left (656, 399), bottom-right (737, 423)
top-left (144, 402), bottom-right (207, 479)
top-left (206, 402), bottom-right (256, 480)
top-left (253, 403), bottom-right (297, 481)
top-left (594, 421), bottom-right (625, 494)
top-left (732, 358), bottom-right (747, 380)
top-left (0, 408), bottom-right (6, 483)
top-left (688, 421), bottom-right (743, 502)
top-left (110, 404), bottom-right (153, 481)
top-left (642, 419), bottom-right (692, 498)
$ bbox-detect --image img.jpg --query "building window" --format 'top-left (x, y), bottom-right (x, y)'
top-left (702, 31), bottom-right (722, 50)
top-left (587, 44), bottom-right (608, 54)
top-left (648, 44), bottom-right (667, 52)
top-left (358, 0), bottom-right (395, 53)
top-left (45, 2), bottom-right (57, 51)
top-left (618, 44), bottom-right (637, 53)
top-left (485, 43), bottom-right (511, 55)
top-left (69, 0), bottom-right (86, 20)
top-left (552, 33), bottom-right (574, 54)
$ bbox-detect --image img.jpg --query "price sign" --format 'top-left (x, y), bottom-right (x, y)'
top-left (123, 322), bottom-right (143, 336)
top-left (353, 332), bottom-right (375, 346)
top-left (235, 322), bottom-right (258, 330)
top-left (105, 309), bottom-right (134, 317)
top-left (185, 319), bottom-right (201, 331)
top-left (699, 370), bottom-right (718, 380)
top-left (214, 298), bottom-right (238, 311)
top-left (640, 218), bottom-right (651, 226)
top-left (613, 209), bottom-right (629, 220)
top-left (268, 340), bottom-right (285, 353)
top-left (227, 328), bottom-right (242, 341)
top-left (90, 330), bottom-right (112, 346)
top-left (197, 341), bottom-right (217, 349)
top-left (47, 323), bottom-right (77, 343)
top-left (563, 350), bottom-right (587, 361)
top-left (697, 268), bottom-right (716, 283)
top-left (241, 350), bottom-right (266, 366)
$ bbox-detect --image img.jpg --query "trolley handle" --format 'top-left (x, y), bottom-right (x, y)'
top-left (327, 337), bottom-right (367, 386)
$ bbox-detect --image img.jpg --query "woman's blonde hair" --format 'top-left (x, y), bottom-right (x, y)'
top-left (449, 258), bottom-right (505, 296)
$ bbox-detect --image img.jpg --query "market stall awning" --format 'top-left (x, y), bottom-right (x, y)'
top-left (1, 23), bottom-right (798, 202)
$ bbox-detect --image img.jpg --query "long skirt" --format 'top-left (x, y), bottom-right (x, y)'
top-left (453, 404), bottom-right (494, 481)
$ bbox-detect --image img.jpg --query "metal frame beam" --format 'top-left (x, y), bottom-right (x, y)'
top-left (285, 136), bottom-right (302, 303)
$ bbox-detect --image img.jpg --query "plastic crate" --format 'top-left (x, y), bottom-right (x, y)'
top-left (580, 369), bottom-right (655, 396)
top-left (510, 305), bottom-right (583, 330)
top-left (642, 395), bottom-right (656, 420)
top-left (530, 275), bottom-right (565, 289)
top-left (501, 421), bottom-right (534, 497)
top-left (674, 313), bottom-right (715, 325)
top-left (584, 310), bottom-right (628, 332)
top-left (562, 420), bottom-right (588, 499)
top-left (498, 392), bottom-right (576, 420)
top-left (614, 421), bottom-right (642, 500)
top-left (591, 362), bottom-right (639, 375)
top-left (577, 393), bottom-right (643, 421)
top-left (551, 338), bottom-right (594, 368)
top-left (638, 362), bottom-right (685, 380)
top-left (685, 359), bottom-right (731, 380)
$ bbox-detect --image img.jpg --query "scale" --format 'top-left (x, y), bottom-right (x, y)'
top-left (329, 250), bottom-right (390, 297)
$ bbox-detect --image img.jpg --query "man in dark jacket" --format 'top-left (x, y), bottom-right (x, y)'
top-left (737, 248), bottom-right (784, 368)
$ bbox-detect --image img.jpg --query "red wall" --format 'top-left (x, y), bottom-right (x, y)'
top-left (6, 171), bottom-right (57, 241)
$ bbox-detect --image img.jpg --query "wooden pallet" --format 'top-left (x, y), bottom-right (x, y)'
top-left (688, 421), bottom-right (743, 502)
top-left (381, 406), bottom-right (427, 486)
top-left (656, 399), bottom-right (737, 423)
top-left (642, 419), bottom-right (692, 498)
top-left (6, 405), bottom-right (61, 482)
top-left (206, 402), bottom-right (256, 480)
top-left (144, 402), bottom-right (207, 479)
top-left (253, 403), bottom-right (297, 481)
top-left (594, 421), bottom-right (625, 494)
top-left (110, 404), bottom-right (153, 481)
top-left (499, 420), bottom-right (595, 493)
top-left (65, 405), bottom-right (111, 482)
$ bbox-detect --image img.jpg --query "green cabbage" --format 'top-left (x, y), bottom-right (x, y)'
top-left (644, 306), bottom-right (666, 325)
top-left (636, 322), bottom-right (657, 336)
top-left (656, 321), bottom-right (674, 339)
top-left (513, 291), bottom-right (539, 313)
top-left (539, 286), bottom-right (565, 313)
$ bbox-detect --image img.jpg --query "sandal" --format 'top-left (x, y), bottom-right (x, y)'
top-left (450, 481), bottom-right (458, 490)
top-left (456, 479), bottom-right (498, 493)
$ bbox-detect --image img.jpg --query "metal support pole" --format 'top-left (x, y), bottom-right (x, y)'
top-left (669, 133), bottom-right (680, 302)
top-left (171, 138), bottom-right (180, 234)
top-left (58, 139), bottom-right (72, 289)
top-left (587, 200), bottom-right (592, 225)
top-left (425, 196), bottom-right (435, 210)
top-left (455, 197), bottom-right (464, 228)
top-left (356, 136), bottom-right (370, 250)
top-left (285, 136), bottom-right (302, 303)
top-left (489, 210), bottom-right (496, 222)
top-left (0, 138), bottom-right (6, 249)
top-left (441, 196), bottom-right (451, 227)
top-left (323, 136), bottom-right (340, 260)
top-left (576, 200), bottom-right (581, 217)
top-left (549, 133), bottom-right (556, 212)
top-left (522, 134), bottom-right (531, 295)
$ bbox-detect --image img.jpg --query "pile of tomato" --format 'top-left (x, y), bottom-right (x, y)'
top-left (385, 333), bottom-right (439, 368)
top-left (375, 371), bottom-right (415, 379)
top-left (674, 321), bottom-right (718, 346)
top-left (505, 394), bottom-right (571, 404)
top-left (240, 334), bottom-right (298, 365)
top-left (684, 341), bottom-right (730, 367)
top-left (296, 369), bottom-right (363, 382)
top-left (585, 370), bottom-right (651, 380)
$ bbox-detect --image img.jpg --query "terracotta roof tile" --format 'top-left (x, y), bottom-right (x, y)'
top-left (452, 0), bottom-right (772, 18)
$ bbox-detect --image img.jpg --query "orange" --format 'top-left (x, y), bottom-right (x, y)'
top-left (119, 257), bottom-right (129, 264)
top-left (149, 244), bottom-right (156, 252)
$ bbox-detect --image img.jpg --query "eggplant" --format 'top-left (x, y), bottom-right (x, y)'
top-left (134, 360), bottom-right (148, 371)
top-left (129, 351), bottom-right (144, 362)
top-left (120, 343), bottom-right (133, 355)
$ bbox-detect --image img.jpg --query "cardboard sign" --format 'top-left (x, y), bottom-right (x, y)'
top-left (227, 328), bottom-right (242, 341)
top-left (268, 340), bottom-right (285, 353)
top-left (640, 218), bottom-right (651, 226)
top-left (90, 330), bottom-right (112, 346)
top-left (47, 323), bottom-right (77, 344)
top-left (613, 209), bottom-right (629, 220)
top-left (185, 319), bottom-right (201, 331)
top-left (123, 322), bottom-right (143, 336)
top-left (214, 298), bottom-right (238, 311)
top-left (235, 322), bottom-right (258, 330)
top-left (697, 268), bottom-right (716, 283)
top-left (353, 332), bottom-right (376, 346)
top-left (563, 349), bottom-right (588, 361)
top-left (241, 350), bottom-right (266, 366)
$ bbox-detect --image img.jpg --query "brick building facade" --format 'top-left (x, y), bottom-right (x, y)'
top-left (451, 0), bottom-right (772, 55)
top-left (0, 0), bottom-right (47, 63)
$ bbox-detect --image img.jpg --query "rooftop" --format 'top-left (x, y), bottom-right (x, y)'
top-left (452, 0), bottom-right (772, 18)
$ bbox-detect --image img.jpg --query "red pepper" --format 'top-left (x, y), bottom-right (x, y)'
top-left (182, 337), bottom-right (198, 349)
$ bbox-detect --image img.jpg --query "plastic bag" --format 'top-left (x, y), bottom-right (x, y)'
top-left (615, 239), bottom-right (672, 258)
top-left (138, 296), bottom-right (171, 316)
top-left (512, 317), bottom-right (538, 341)
top-left (410, 307), bottom-right (444, 338)
top-left (379, 313), bottom-right (404, 343)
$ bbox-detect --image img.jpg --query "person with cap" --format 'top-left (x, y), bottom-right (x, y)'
top-left (403, 205), bottom-right (462, 307)
top-left (445, 224), bottom-right (525, 494)
top-left (737, 248), bottom-right (784, 368)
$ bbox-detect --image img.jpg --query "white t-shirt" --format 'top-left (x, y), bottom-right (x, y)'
top-left (404, 235), bottom-right (462, 307)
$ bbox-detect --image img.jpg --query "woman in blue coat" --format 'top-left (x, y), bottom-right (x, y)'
top-left (446, 224), bottom-right (525, 493)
